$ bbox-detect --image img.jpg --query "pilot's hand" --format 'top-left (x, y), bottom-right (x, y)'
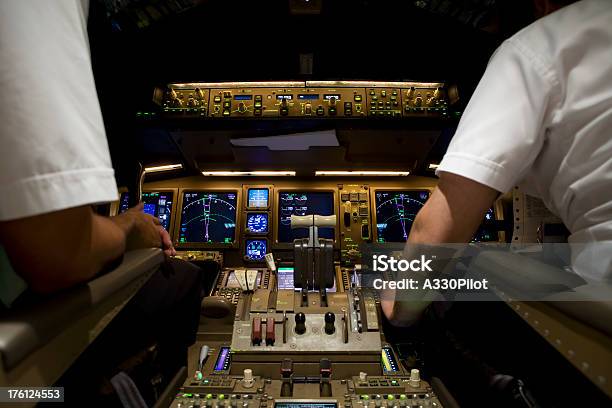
top-left (122, 203), bottom-right (163, 250)
top-left (381, 291), bottom-right (430, 327)
top-left (158, 223), bottom-right (176, 257)
top-left (126, 203), bottom-right (176, 256)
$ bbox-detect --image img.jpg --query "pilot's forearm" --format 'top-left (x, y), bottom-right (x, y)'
top-left (383, 173), bottom-right (499, 326)
top-left (0, 206), bottom-right (130, 294)
top-left (409, 172), bottom-right (499, 244)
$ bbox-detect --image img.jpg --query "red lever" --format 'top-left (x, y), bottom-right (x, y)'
top-left (252, 317), bottom-right (262, 345)
top-left (266, 318), bottom-right (275, 346)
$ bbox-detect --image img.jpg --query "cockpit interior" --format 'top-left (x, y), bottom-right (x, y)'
top-left (1, 1), bottom-right (611, 407)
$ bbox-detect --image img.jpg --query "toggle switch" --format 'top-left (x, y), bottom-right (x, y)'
top-left (324, 312), bottom-right (335, 335)
top-left (295, 312), bottom-right (306, 335)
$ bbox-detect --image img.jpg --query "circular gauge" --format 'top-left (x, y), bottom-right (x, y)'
top-left (246, 213), bottom-right (268, 234)
top-left (245, 239), bottom-right (267, 261)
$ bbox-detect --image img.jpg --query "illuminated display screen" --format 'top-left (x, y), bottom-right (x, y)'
top-left (323, 94), bottom-right (341, 100)
top-left (214, 347), bottom-right (231, 372)
top-left (278, 192), bottom-right (335, 243)
top-left (178, 191), bottom-right (237, 244)
top-left (275, 403), bottom-right (336, 408)
top-left (119, 191), bottom-right (174, 231)
top-left (381, 347), bottom-right (399, 373)
top-left (276, 95), bottom-right (293, 100)
top-left (472, 208), bottom-right (498, 242)
top-left (375, 190), bottom-right (430, 242)
top-left (246, 213), bottom-right (269, 234)
top-left (298, 94), bottom-right (319, 100)
top-left (245, 239), bottom-right (267, 261)
top-left (277, 267), bottom-right (295, 290)
top-left (248, 188), bottom-right (269, 208)
top-left (234, 95), bottom-right (252, 100)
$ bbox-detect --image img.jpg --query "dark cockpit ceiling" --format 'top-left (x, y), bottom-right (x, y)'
top-left (87, 0), bottom-right (538, 185)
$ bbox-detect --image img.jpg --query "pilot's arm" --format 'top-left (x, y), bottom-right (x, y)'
top-left (382, 31), bottom-right (560, 325)
top-left (381, 174), bottom-right (498, 325)
top-left (0, 1), bottom-right (172, 298)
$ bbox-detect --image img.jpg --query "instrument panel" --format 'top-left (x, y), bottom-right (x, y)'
top-left (115, 177), bottom-right (504, 266)
top-left (157, 81), bottom-right (450, 119)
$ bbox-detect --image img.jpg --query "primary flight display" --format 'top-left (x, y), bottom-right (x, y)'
top-left (178, 191), bottom-right (237, 244)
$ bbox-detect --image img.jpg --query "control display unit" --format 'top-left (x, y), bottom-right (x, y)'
top-left (119, 191), bottom-right (174, 231)
top-left (278, 192), bottom-right (335, 243)
top-left (375, 190), bottom-right (430, 242)
top-left (178, 191), bottom-right (237, 244)
top-left (245, 239), bottom-right (267, 261)
top-left (277, 267), bottom-right (295, 290)
top-left (247, 188), bottom-right (269, 209)
top-left (246, 213), bottom-right (269, 234)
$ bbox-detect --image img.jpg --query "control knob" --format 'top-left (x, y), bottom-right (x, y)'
top-left (295, 312), bottom-right (306, 335)
top-left (238, 102), bottom-right (247, 114)
top-left (409, 368), bottom-right (421, 388)
top-left (242, 368), bottom-right (255, 388)
top-left (324, 312), bottom-right (335, 335)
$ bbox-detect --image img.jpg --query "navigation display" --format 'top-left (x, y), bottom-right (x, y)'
top-left (248, 188), bottom-right (269, 208)
top-left (178, 191), bottom-right (237, 244)
top-left (119, 191), bottom-right (174, 231)
top-left (375, 190), bottom-right (430, 242)
top-left (278, 192), bottom-right (335, 243)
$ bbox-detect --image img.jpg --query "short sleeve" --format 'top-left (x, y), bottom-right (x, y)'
top-left (0, 0), bottom-right (118, 221)
top-left (436, 38), bottom-right (560, 193)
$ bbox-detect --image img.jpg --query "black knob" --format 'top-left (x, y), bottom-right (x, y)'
top-left (295, 312), bottom-right (306, 335)
top-left (324, 312), bottom-right (335, 335)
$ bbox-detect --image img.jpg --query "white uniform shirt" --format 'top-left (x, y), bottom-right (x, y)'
top-left (437, 0), bottom-right (612, 281)
top-left (0, 0), bottom-right (118, 306)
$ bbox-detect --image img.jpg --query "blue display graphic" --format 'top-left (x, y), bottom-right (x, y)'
top-left (248, 188), bottom-right (269, 208)
top-left (214, 347), bottom-right (231, 372)
top-left (178, 192), bottom-right (237, 244)
top-left (245, 239), bottom-right (267, 261)
top-left (375, 190), bottom-right (430, 243)
top-left (278, 192), bottom-right (335, 243)
top-left (119, 191), bottom-right (174, 231)
top-left (246, 213), bottom-right (268, 234)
